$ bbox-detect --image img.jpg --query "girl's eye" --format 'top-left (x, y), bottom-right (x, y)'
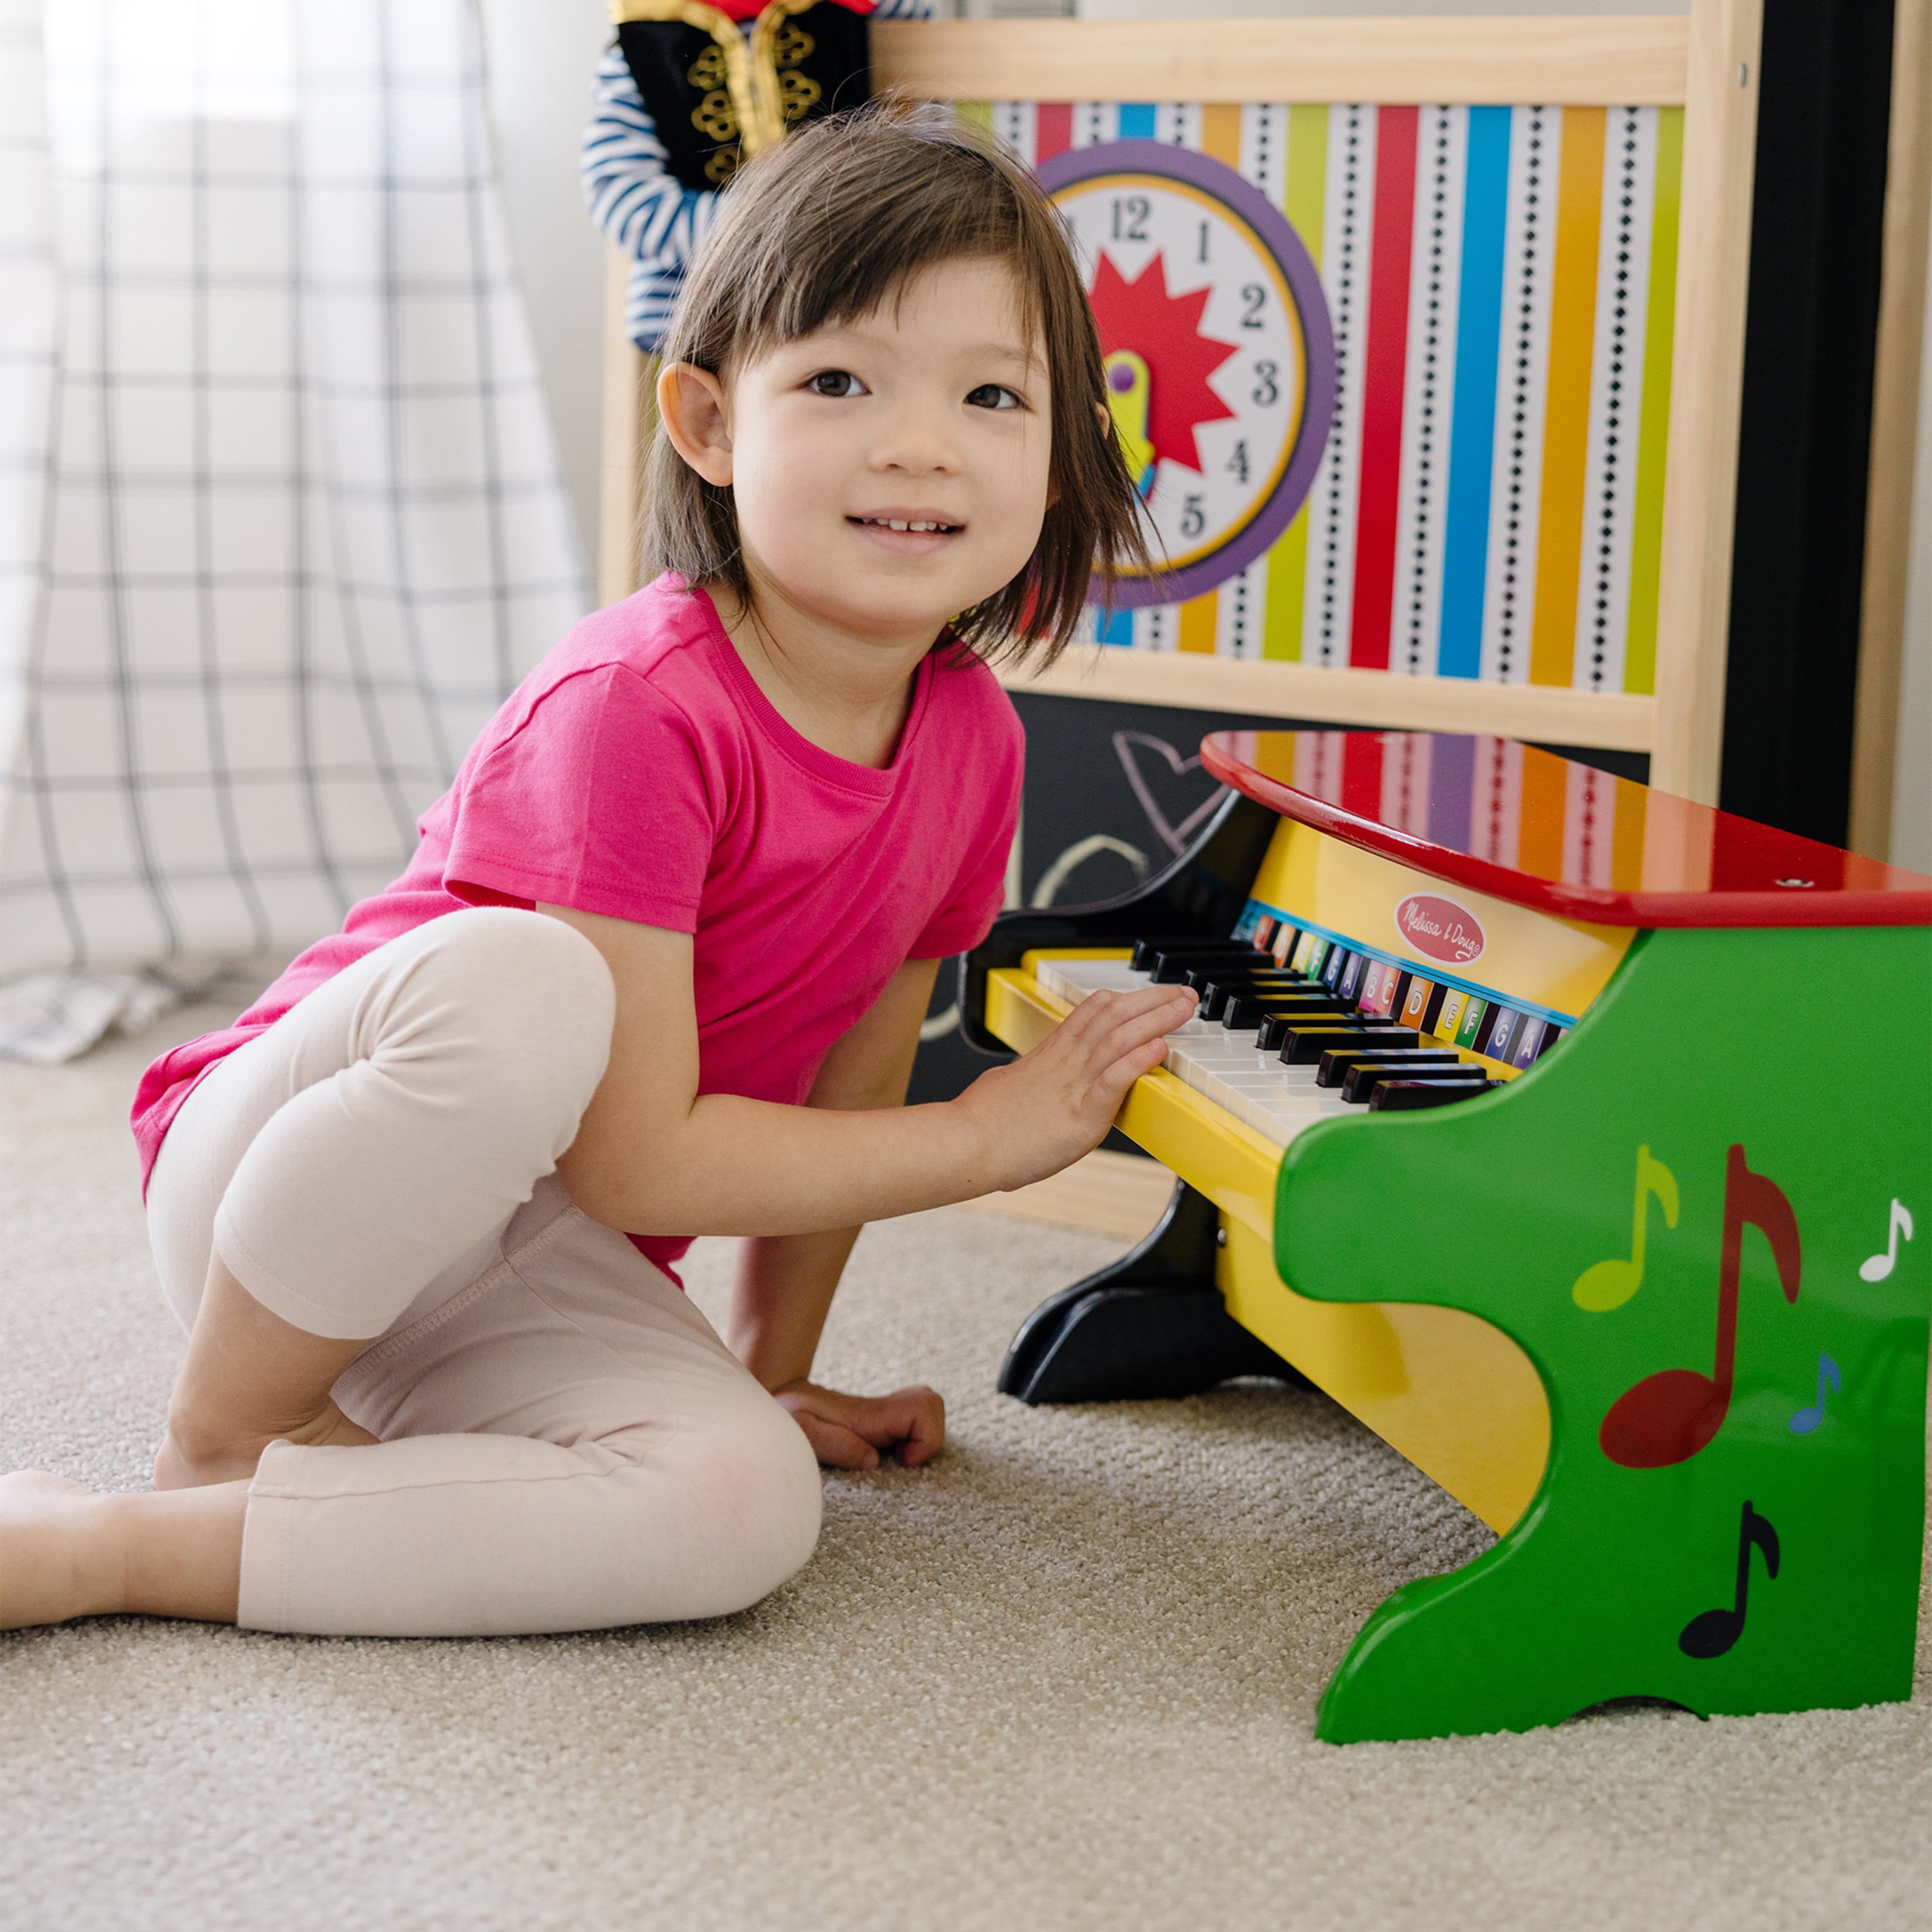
top-left (966, 383), bottom-right (1022, 412)
top-left (808, 370), bottom-right (867, 398)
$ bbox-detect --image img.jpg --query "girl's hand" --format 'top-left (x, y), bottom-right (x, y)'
top-left (775, 1379), bottom-right (945, 1469)
top-left (955, 983), bottom-right (1197, 1193)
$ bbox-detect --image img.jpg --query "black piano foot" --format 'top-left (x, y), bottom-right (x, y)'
top-left (998, 1179), bottom-right (1309, 1404)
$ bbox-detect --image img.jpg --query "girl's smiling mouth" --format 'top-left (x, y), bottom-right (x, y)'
top-left (849, 513), bottom-right (963, 537)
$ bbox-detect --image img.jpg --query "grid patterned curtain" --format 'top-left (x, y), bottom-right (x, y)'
top-left (0, 0), bottom-right (587, 1061)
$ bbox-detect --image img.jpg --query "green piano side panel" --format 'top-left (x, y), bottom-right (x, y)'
top-left (1274, 923), bottom-right (1932, 1744)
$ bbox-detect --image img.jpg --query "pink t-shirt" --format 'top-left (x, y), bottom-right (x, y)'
top-left (131, 575), bottom-right (1024, 1276)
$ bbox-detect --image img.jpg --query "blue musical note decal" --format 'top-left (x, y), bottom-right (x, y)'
top-left (1788, 1354), bottom-right (1840, 1435)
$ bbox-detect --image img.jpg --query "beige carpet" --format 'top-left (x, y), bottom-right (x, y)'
top-left (3, 1006), bottom-right (1928, 1932)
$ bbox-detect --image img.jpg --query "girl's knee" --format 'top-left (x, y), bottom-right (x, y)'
top-left (403, 908), bottom-right (616, 1094)
top-left (609, 1402), bottom-right (822, 1622)
top-left (424, 907), bottom-right (613, 1019)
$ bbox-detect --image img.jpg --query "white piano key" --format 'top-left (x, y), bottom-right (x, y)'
top-left (1052, 960), bottom-right (1146, 995)
top-left (1029, 952), bottom-right (1360, 1150)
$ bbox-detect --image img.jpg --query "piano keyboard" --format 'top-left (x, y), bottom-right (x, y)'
top-left (1030, 927), bottom-right (1519, 1148)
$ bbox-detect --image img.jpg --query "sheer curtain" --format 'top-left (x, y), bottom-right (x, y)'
top-left (0, 0), bottom-right (587, 1061)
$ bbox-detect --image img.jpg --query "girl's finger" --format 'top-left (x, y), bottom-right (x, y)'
top-left (1089, 996), bottom-right (1194, 1068)
top-left (796, 1414), bottom-right (880, 1470)
top-left (1064, 983), bottom-right (1193, 1037)
top-left (1094, 1034), bottom-right (1172, 1106)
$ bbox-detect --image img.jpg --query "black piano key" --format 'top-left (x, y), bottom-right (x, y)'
top-left (1196, 971), bottom-right (1318, 1003)
top-left (1202, 978), bottom-right (1317, 1020)
top-left (1182, 963), bottom-right (1268, 990)
top-left (1482, 1005), bottom-right (1521, 1063)
top-left (1227, 994), bottom-right (1367, 1031)
top-left (1186, 965), bottom-right (1309, 996)
top-left (1146, 945), bottom-right (1271, 982)
top-left (1278, 1025), bottom-right (1420, 1065)
top-left (1338, 951), bottom-right (1370, 1003)
top-left (1130, 938), bottom-right (1262, 972)
top-left (1419, 981), bottom-right (1449, 1035)
top-left (1368, 1077), bottom-right (1500, 1112)
top-left (1320, 946), bottom-right (1352, 990)
top-left (1254, 1007), bottom-right (1361, 1050)
top-left (1508, 1018), bottom-right (1548, 1068)
top-left (1318, 1047), bottom-right (1462, 1090)
top-left (1339, 1059), bottom-right (1475, 1102)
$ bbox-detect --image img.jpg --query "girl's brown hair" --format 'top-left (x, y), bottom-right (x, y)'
top-left (641, 99), bottom-right (1150, 666)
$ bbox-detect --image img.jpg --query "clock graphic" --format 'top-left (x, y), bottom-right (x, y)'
top-left (1036, 140), bottom-right (1336, 609)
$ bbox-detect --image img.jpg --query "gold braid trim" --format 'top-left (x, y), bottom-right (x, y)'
top-left (609, 0), bottom-right (835, 160)
top-left (607, 0), bottom-right (769, 156)
top-left (746, 0), bottom-right (828, 146)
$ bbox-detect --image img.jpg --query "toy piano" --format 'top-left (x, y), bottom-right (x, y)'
top-left (961, 730), bottom-right (1932, 1743)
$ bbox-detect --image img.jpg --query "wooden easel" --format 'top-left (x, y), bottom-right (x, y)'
top-left (596, 3), bottom-right (1923, 818)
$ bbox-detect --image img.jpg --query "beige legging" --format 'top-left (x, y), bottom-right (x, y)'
top-left (146, 907), bottom-right (822, 1637)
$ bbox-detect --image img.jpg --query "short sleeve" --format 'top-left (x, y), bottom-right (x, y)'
top-left (907, 701), bottom-right (1024, 958)
top-left (443, 666), bottom-right (714, 933)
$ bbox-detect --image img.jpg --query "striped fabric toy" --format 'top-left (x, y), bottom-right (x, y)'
top-left (582, 0), bottom-right (931, 355)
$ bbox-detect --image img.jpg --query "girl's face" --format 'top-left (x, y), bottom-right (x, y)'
top-left (671, 256), bottom-right (1054, 643)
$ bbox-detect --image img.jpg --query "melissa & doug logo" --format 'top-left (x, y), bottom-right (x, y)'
top-left (1394, 893), bottom-right (1486, 966)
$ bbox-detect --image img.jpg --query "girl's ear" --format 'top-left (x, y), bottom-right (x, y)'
top-left (656, 362), bottom-right (734, 486)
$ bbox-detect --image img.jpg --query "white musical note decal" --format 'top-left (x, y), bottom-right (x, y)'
top-left (1859, 1198), bottom-right (1915, 1283)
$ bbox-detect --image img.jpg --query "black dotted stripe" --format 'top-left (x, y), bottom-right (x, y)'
top-left (1318, 107), bottom-right (1364, 667)
top-left (1587, 108), bottom-right (1642, 690)
top-left (1495, 108), bottom-right (1544, 683)
top-left (1405, 107), bottom-right (1455, 674)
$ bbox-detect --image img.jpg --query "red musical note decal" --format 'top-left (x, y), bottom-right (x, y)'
top-left (1599, 1145), bottom-right (1801, 1470)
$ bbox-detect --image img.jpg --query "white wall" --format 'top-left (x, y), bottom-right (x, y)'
top-left (475, 0), bottom-right (612, 559)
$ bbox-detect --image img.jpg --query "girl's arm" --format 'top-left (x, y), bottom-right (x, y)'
top-left (726, 954), bottom-right (939, 1388)
top-left (540, 906), bottom-right (1193, 1240)
top-left (730, 956), bottom-right (945, 1469)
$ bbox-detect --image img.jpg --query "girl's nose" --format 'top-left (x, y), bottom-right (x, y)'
top-left (869, 402), bottom-right (960, 475)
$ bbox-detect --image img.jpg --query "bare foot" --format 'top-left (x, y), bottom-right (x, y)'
top-left (0, 1471), bottom-right (118, 1629)
top-left (155, 1399), bottom-right (380, 1491)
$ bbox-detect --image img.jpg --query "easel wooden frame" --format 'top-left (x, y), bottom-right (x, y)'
top-left (1850, 0), bottom-right (1931, 862)
top-left (599, 5), bottom-right (1765, 800)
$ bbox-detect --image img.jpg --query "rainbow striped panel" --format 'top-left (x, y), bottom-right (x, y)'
top-left (972, 102), bottom-right (1684, 696)
top-left (1291, 726), bottom-right (1648, 887)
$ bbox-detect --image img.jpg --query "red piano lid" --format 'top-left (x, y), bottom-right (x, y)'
top-left (1200, 730), bottom-right (1932, 929)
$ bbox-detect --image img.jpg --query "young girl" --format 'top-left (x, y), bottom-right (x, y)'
top-left (0, 104), bottom-right (1193, 1639)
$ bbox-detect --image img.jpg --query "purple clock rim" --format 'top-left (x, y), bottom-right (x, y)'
top-left (1036, 138), bottom-right (1338, 612)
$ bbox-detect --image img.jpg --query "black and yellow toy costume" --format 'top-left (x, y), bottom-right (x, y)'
top-left (610, 0), bottom-right (876, 192)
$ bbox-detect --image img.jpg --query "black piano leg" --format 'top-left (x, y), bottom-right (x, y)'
top-left (998, 1179), bottom-right (1308, 1404)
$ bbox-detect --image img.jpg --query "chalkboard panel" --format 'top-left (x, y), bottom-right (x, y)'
top-left (908, 691), bottom-right (1312, 1108)
top-left (908, 692), bottom-right (1649, 1110)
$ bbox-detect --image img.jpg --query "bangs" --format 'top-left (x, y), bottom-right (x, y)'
top-left (642, 99), bottom-right (1150, 663)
